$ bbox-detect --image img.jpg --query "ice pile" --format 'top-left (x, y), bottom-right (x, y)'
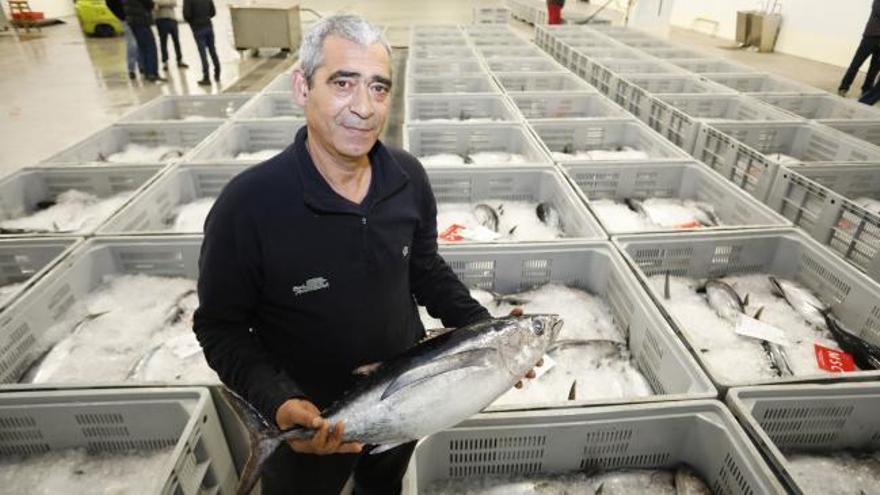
top-left (418, 151), bottom-right (528, 166)
top-left (421, 117), bottom-right (501, 123)
top-left (787, 450), bottom-right (880, 495)
top-left (590, 198), bottom-right (721, 232)
top-left (768, 152), bottom-right (801, 165)
top-left (167, 197), bottom-right (216, 232)
top-left (420, 284), bottom-right (654, 406)
top-left (424, 465), bottom-right (711, 495)
top-left (854, 197), bottom-right (880, 215)
top-left (551, 146), bottom-right (649, 161)
top-left (235, 148), bottom-right (283, 161)
top-left (24, 274), bottom-right (217, 384)
top-left (103, 143), bottom-right (184, 163)
top-left (436, 201), bottom-right (564, 242)
top-left (0, 189), bottom-right (133, 234)
top-left (0, 447), bottom-right (174, 495)
top-left (650, 273), bottom-right (844, 384)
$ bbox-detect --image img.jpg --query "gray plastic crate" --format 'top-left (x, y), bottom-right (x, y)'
top-left (563, 160), bottom-right (791, 235)
top-left (486, 57), bottom-right (566, 73)
top-left (512, 92), bottom-right (630, 120)
top-left (641, 46), bottom-right (710, 59)
top-left (411, 24), bottom-right (461, 35)
top-left (646, 94), bottom-right (798, 152)
top-left (612, 74), bottom-right (736, 121)
top-left (426, 166), bottom-right (604, 239)
top-left (261, 71), bottom-right (293, 93)
top-left (119, 94), bottom-right (253, 123)
top-left (407, 58), bottom-right (488, 76)
top-left (494, 71), bottom-right (593, 93)
top-left (0, 387), bottom-right (236, 495)
top-left (592, 58), bottom-right (683, 77)
top-left (693, 121), bottom-right (880, 201)
top-left (753, 93), bottom-right (880, 121)
top-left (614, 228), bottom-right (880, 389)
top-left (476, 45), bottom-right (545, 59)
top-left (435, 242), bottom-right (716, 409)
top-left (766, 164), bottom-right (880, 282)
top-left (404, 94), bottom-right (521, 123)
top-left (473, 6), bottom-right (512, 24)
top-left (727, 383), bottom-right (880, 495)
top-left (410, 32), bottom-right (469, 47)
top-left (704, 72), bottom-right (825, 95)
top-left (823, 120), bottom-right (880, 149)
top-left (529, 118), bottom-right (689, 164)
top-left (0, 166), bottom-right (164, 236)
top-left (408, 46), bottom-right (478, 60)
top-left (470, 36), bottom-right (530, 47)
top-left (0, 235), bottom-right (205, 385)
top-left (413, 401), bottom-right (783, 494)
top-left (233, 92), bottom-right (305, 120)
top-left (667, 58), bottom-right (756, 74)
top-left (42, 122), bottom-right (222, 166)
top-left (186, 120), bottom-right (303, 163)
top-left (403, 123), bottom-right (552, 165)
top-left (99, 163), bottom-right (247, 234)
top-left (406, 74), bottom-right (500, 95)
top-left (0, 238), bottom-right (79, 313)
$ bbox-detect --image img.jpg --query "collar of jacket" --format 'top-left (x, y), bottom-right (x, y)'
top-left (293, 125), bottom-right (409, 215)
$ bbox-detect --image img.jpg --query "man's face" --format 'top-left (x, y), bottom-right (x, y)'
top-left (295, 35), bottom-right (392, 161)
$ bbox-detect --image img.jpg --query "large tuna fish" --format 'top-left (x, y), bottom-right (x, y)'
top-left (224, 314), bottom-right (563, 495)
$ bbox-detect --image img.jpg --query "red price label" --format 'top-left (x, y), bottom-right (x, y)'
top-left (814, 343), bottom-right (856, 373)
top-left (439, 224), bottom-right (466, 242)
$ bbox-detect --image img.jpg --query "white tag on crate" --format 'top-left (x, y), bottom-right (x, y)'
top-left (735, 314), bottom-right (790, 346)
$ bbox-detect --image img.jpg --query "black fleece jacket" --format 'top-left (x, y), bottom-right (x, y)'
top-left (193, 126), bottom-right (491, 419)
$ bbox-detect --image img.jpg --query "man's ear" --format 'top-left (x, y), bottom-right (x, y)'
top-left (292, 70), bottom-right (309, 107)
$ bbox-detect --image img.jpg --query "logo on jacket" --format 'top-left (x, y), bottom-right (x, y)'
top-left (402, 245), bottom-right (409, 258)
top-left (292, 277), bottom-right (329, 296)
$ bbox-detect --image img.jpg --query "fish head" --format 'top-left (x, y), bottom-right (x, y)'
top-left (494, 314), bottom-right (562, 378)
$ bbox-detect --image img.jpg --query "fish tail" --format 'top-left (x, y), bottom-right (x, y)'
top-left (221, 388), bottom-right (290, 495)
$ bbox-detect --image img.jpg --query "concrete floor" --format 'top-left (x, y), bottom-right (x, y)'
top-left (0, 0), bottom-right (867, 176)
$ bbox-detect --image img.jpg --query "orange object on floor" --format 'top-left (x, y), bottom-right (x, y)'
top-left (7, 0), bottom-right (43, 32)
top-left (547, 4), bottom-right (562, 24)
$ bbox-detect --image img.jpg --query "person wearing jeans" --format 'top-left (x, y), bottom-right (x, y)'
top-left (840, 0), bottom-right (880, 97)
top-left (105, 0), bottom-right (142, 79)
top-left (154, 0), bottom-right (188, 70)
top-left (183, 0), bottom-right (220, 85)
top-left (124, 0), bottom-right (164, 82)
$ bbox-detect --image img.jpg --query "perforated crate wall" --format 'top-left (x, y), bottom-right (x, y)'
top-left (120, 94), bottom-right (253, 122)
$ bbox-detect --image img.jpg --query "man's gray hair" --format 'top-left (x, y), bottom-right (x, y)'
top-left (298, 14), bottom-right (391, 86)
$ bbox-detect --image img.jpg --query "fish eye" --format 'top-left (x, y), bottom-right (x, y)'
top-left (533, 320), bottom-right (544, 335)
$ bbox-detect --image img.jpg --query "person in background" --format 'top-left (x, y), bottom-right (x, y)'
top-left (154, 0), bottom-right (189, 71)
top-left (183, 0), bottom-right (220, 86)
top-left (106, 0), bottom-right (141, 80)
top-left (124, 0), bottom-right (165, 82)
top-left (547, 0), bottom-right (565, 25)
top-left (839, 0), bottom-right (880, 98)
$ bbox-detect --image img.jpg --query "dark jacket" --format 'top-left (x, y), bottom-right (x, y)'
top-left (122, 0), bottom-right (154, 26)
top-left (866, 0), bottom-right (880, 37)
top-left (183, 0), bottom-right (215, 30)
top-left (106, 0), bottom-right (125, 21)
top-left (193, 126), bottom-right (491, 419)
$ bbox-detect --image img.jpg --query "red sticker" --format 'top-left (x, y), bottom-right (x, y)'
top-left (673, 220), bottom-right (702, 230)
top-left (439, 224), bottom-right (466, 242)
top-left (814, 343), bottom-right (856, 373)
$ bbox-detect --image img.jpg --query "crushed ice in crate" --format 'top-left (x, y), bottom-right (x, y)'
top-left (104, 143), bottom-right (184, 163)
top-left (420, 284), bottom-right (654, 406)
top-left (423, 466), bottom-right (711, 495)
top-left (180, 115), bottom-right (213, 121)
top-left (786, 450), bottom-right (880, 495)
top-left (421, 117), bottom-right (501, 123)
top-left (0, 189), bottom-right (133, 234)
top-left (551, 146), bottom-right (650, 161)
top-left (235, 148), bottom-right (283, 161)
top-left (436, 201), bottom-right (564, 242)
top-left (591, 198), bottom-right (721, 233)
top-left (23, 274), bottom-right (218, 384)
top-left (854, 197), bottom-right (880, 215)
top-left (419, 153), bottom-right (466, 166)
top-left (0, 281), bottom-right (25, 307)
top-left (418, 151), bottom-right (528, 166)
top-left (768, 152), bottom-right (801, 165)
top-left (0, 446), bottom-right (174, 494)
top-left (650, 273), bottom-right (846, 384)
top-left (167, 197), bottom-right (216, 232)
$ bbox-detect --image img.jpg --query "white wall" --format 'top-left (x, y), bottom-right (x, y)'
top-left (667, 0), bottom-right (872, 69)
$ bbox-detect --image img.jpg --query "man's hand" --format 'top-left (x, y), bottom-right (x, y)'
top-left (509, 307), bottom-right (543, 389)
top-left (275, 399), bottom-right (363, 455)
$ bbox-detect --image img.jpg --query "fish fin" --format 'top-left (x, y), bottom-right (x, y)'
top-left (753, 306), bottom-right (765, 320)
top-left (381, 348), bottom-right (497, 401)
top-left (664, 271), bottom-right (671, 300)
top-left (742, 293), bottom-right (750, 307)
top-left (352, 362), bottom-right (382, 376)
top-left (419, 327), bottom-right (458, 344)
top-left (508, 225), bottom-right (518, 235)
top-left (368, 441), bottom-right (408, 456)
top-left (221, 388), bottom-right (286, 495)
top-left (567, 380), bottom-right (577, 401)
top-left (768, 276), bottom-right (784, 297)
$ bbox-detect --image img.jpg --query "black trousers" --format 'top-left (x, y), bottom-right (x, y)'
top-left (260, 441), bottom-right (416, 495)
top-left (840, 35), bottom-right (880, 93)
top-left (155, 18), bottom-right (184, 64)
